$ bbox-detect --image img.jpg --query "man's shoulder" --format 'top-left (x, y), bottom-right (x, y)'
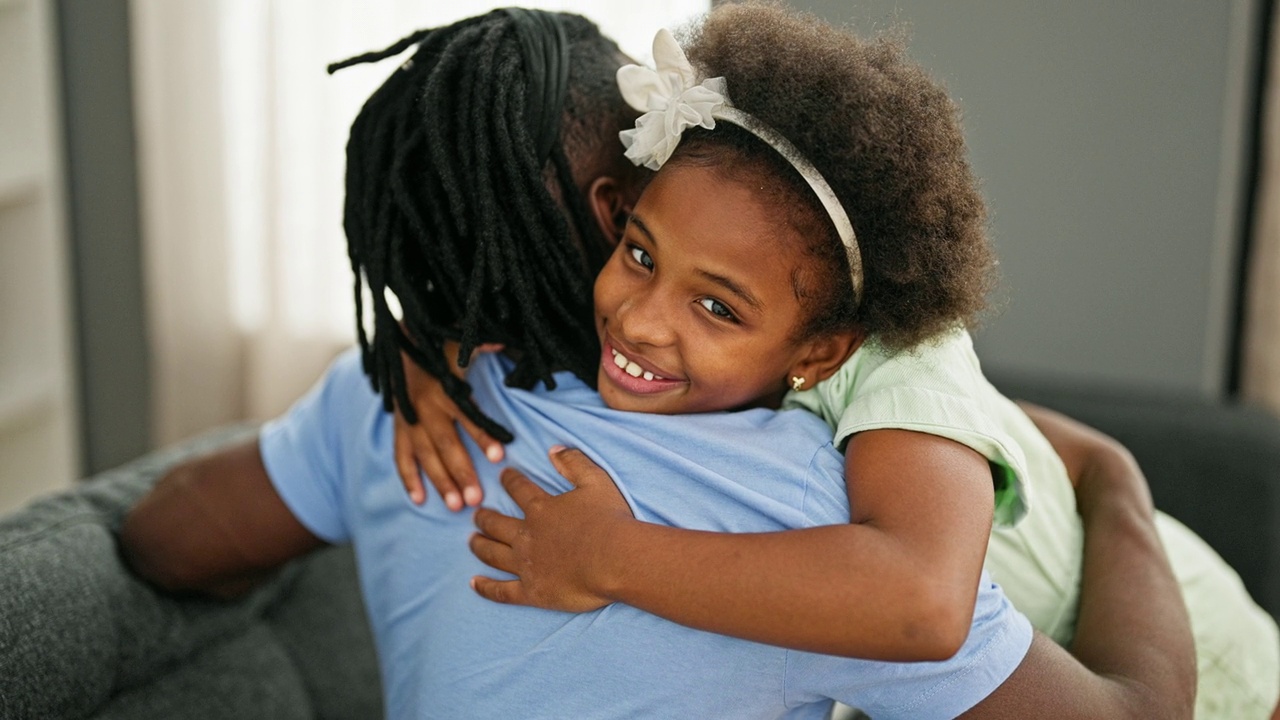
top-left (324, 346), bottom-right (372, 390)
top-left (312, 347), bottom-right (381, 414)
top-left (261, 347), bottom-right (383, 456)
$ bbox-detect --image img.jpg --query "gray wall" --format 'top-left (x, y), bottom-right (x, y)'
top-left (56, 0), bottom-right (151, 474)
top-left (794, 0), bottom-right (1264, 397)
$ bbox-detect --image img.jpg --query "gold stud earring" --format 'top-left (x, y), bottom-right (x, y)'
top-left (791, 376), bottom-right (806, 392)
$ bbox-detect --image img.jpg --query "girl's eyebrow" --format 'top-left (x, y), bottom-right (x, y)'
top-left (629, 213), bottom-right (655, 243)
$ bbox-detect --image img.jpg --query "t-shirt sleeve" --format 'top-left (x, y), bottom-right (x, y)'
top-left (787, 331), bottom-right (1032, 526)
top-left (258, 348), bottom-right (367, 544)
top-left (783, 572), bottom-right (1034, 719)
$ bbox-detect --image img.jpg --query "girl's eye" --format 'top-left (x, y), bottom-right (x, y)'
top-left (629, 246), bottom-right (654, 270)
top-left (698, 297), bottom-right (736, 321)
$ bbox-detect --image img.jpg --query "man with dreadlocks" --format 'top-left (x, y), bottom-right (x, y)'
top-left (120, 8), bottom-right (1196, 719)
top-left (336, 8), bottom-right (642, 453)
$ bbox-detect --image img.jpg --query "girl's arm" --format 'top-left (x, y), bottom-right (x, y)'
top-left (470, 428), bottom-right (994, 661)
top-left (473, 411), bottom-right (1199, 716)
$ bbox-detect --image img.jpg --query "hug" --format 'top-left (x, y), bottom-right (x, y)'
top-left (3, 4), bottom-right (1277, 718)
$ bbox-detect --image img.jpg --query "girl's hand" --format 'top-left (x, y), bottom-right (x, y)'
top-left (468, 447), bottom-right (635, 612)
top-left (395, 342), bottom-right (505, 509)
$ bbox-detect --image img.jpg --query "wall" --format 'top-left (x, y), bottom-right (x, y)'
top-left (0, 0), bottom-right (79, 511)
top-left (56, 0), bottom-right (151, 474)
top-left (794, 0), bottom-right (1264, 396)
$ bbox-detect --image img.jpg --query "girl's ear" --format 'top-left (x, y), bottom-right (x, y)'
top-left (588, 175), bottom-right (631, 248)
top-left (790, 328), bottom-right (866, 389)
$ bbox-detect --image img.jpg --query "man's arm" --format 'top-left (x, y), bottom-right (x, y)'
top-left (960, 405), bottom-right (1196, 719)
top-left (119, 438), bottom-right (325, 599)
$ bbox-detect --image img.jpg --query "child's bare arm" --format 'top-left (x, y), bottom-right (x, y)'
top-left (470, 429), bottom-right (994, 661)
top-left (394, 343), bottom-right (505, 509)
top-left (472, 410), bottom-right (1196, 715)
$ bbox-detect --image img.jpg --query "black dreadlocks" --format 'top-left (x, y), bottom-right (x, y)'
top-left (329, 11), bottom-right (635, 442)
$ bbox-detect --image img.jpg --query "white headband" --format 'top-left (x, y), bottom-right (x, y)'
top-left (617, 28), bottom-right (863, 305)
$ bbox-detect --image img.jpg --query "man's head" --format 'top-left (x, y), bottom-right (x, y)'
top-left (331, 10), bottom-right (644, 441)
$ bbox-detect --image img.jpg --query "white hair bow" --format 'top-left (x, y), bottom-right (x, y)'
top-left (616, 29), bottom-right (727, 171)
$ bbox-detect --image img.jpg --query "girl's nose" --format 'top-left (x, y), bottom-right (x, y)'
top-left (616, 289), bottom-right (677, 348)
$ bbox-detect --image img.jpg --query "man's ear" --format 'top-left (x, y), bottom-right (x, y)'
top-left (588, 175), bottom-right (631, 248)
top-left (789, 328), bottom-right (866, 390)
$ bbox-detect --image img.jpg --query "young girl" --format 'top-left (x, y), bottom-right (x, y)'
top-left (397, 5), bottom-right (1278, 716)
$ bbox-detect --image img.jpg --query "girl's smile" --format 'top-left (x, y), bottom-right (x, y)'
top-left (593, 161), bottom-right (832, 415)
top-left (599, 338), bottom-right (687, 395)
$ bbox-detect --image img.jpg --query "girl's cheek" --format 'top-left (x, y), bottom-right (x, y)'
top-left (593, 263), bottom-right (623, 313)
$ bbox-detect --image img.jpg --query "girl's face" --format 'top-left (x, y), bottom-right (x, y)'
top-left (594, 162), bottom-right (829, 414)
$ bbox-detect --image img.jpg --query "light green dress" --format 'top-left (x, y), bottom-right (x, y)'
top-left (785, 329), bottom-right (1279, 718)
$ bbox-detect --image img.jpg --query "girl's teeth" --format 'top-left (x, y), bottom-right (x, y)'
top-left (611, 346), bottom-right (665, 381)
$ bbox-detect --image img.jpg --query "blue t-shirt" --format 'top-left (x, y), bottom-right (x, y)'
top-left (260, 349), bottom-right (1032, 719)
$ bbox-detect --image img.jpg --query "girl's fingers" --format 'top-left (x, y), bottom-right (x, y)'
top-left (415, 435), bottom-right (464, 511)
top-left (456, 412), bottom-right (504, 465)
top-left (498, 468), bottom-right (550, 509)
top-left (547, 446), bottom-right (605, 489)
top-left (394, 416), bottom-right (427, 504)
top-left (472, 507), bottom-right (524, 544)
top-left (468, 532), bottom-right (517, 574)
top-left (470, 576), bottom-right (526, 606)
top-left (423, 412), bottom-right (482, 507)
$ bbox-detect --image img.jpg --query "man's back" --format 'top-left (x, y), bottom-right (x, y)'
top-left (260, 350), bottom-right (1030, 719)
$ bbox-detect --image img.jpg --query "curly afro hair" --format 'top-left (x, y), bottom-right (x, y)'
top-left (679, 2), bottom-right (997, 350)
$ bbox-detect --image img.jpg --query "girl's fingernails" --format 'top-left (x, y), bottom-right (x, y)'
top-left (463, 486), bottom-right (482, 506)
top-left (549, 444), bottom-right (567, 455)
top-left (445, 492), bottom-right (461, 510)
top-left (485, 445), bottom-right (503, 463)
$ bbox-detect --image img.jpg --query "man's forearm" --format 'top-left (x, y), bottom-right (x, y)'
top-left (1068, 450), bottom-right (1196, 712)
top-left (962, 411), bottom-right (1197, 719)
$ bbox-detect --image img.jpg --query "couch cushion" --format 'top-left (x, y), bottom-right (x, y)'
top-left (95, 625), bottom-right (313, 720)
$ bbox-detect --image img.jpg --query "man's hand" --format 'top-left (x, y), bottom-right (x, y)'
top-left (468, 447), bottom-right (635, 612)
top-left (394, 342), bottom-right (505, 509)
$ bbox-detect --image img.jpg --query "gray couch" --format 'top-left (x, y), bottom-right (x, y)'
top-left (2, 379), bottom-right (1278, 719)
top-left (0, 426), bottom-right (381, 720)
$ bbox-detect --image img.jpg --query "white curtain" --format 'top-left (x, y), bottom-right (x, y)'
top-left (131, 0), bottom-right (707, 445)
top-left (1242, 7), bottom-right (1280, 416)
